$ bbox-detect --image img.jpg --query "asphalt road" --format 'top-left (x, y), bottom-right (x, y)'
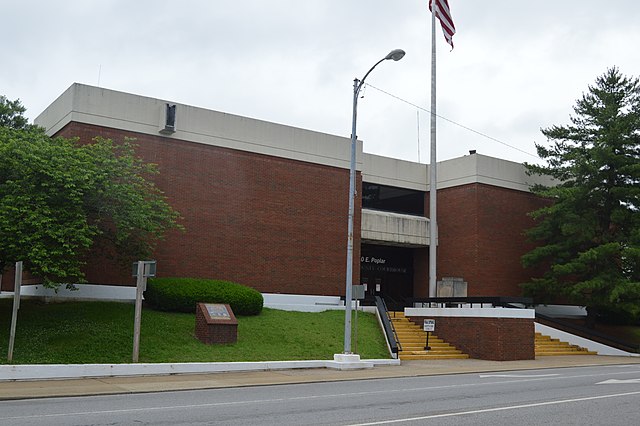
top-left (1, 364), bottom-right (639, 425)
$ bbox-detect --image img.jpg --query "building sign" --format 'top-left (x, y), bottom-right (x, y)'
top-left (360, 255), bottom-right (409, 274)
top-left (352, 285), bottom-right (365, 300)
top-left (361, 256), bottom-right (387, 265)
top-left (132, 260), bottom-right (157, 277)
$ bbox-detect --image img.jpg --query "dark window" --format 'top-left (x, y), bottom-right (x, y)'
top-left (362, 182), bottom-right (424, 216)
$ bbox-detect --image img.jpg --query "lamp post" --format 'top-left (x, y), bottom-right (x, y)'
top-left (344, 48), bottom-right (405, 354)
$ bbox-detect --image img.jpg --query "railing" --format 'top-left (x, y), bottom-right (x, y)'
top-left (411, 296), bottom-right (533, 308)
top-left (375, 296), bottom-right (401, 355)
top-left (535, 313), bottom-right (639, 354)
top-left (382, 295), bottom-right (408, 313)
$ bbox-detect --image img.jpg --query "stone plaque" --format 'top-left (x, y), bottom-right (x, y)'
top-left (195, 303), bottom-right (238, 344)
top-left (205, 303), bottom-right (230, 319)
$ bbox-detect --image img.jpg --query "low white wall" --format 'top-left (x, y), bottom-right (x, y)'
top-left (405, 307), bottom-right (535, 319)
top-left (535, 323), bottom-right (639, 357)
top-left (1, 284), bottom-right (136, 302)
top-left (262, 293), bottom-right (343, 312)
top-left (2, 286), bottom-right (369, 314)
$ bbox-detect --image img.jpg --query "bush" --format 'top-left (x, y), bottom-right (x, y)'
top-left (145, 278), bottom-right (263, 316)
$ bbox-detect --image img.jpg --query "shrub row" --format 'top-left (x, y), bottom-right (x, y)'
top-left (145, 277), bottom-right (263, 316)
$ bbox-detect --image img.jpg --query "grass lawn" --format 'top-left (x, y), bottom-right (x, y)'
top-left (0, 299), bottom-right (390, 364)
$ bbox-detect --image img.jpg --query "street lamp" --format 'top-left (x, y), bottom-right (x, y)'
top-left (343, 48), bottom-right (405, 354)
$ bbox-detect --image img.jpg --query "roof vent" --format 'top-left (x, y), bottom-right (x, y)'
top-left (159, 103), bottom-right (176, 134)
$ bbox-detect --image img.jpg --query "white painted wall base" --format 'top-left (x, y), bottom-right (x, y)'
top-left (262, 293), bottom-right (376, 313)
top-left (1, 287), bottom-right (362, 313)
top-left (262, 293), bottom-right (343, 312)
top-left (1, 284), bottom-right (136, 302)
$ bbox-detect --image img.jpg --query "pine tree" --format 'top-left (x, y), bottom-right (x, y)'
top-left (0, 96), bottom-right (32, 130)
top-left (523, 67), bottom-right (640, 327)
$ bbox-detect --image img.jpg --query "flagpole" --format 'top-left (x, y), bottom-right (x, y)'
top-left (428, 4), bottom-right (438, 298)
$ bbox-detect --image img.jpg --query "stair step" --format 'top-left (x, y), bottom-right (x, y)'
top-left (536, 341), bottom-right (576, 347)
top-left (401, 342), bottom-right (451, 347)
top-left (396, 335), bottom-right (444, 342)
top-left (393, 326), bottom-right (427, 331)
top-left (392, 325), bottom-right (425, 331)
top-left (401, 346), bottom-right (463, 353)
top-left (390, 314), bottom-right (470, 360)
top-left (534, 333), bottom-right (596, 356)
top-left (537, 350), bottom-right (598, 356)
top-left (535, 337), bottom-right (560, 342)
top-left (535, 346), bottom-right (588, 352)
top-left (400, 353), bottom-right (469, 360)
top-left (401, 348), bottom-right (465, 355)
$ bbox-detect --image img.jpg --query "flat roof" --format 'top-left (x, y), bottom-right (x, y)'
top-left (36, 83), bottom-right (554, 192)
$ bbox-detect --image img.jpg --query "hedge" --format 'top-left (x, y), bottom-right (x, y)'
top-left (145, 277), bottom-right (263, 316)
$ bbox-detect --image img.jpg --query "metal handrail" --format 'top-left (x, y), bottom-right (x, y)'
top-left (381, 294), bottom-right (407, 313)
top-left (535, 313), bottom-right (639, 354)
top-left (411, 296), bottom-right (533, 308)
top-left (375, 296), bottom-right (401, 354)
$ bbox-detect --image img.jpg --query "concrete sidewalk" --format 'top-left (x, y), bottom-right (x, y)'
top-left (2, 355), bottom-right (639, 400)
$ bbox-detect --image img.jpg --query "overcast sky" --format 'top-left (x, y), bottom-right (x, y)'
top-left (3, 0), bottom-right (639, 165)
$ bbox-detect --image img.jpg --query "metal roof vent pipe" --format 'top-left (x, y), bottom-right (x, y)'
top-left (160, 103), bottom-right (176, 134)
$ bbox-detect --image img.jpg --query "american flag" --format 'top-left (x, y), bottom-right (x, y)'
top-left (429, 0), bottom-right (456, 49)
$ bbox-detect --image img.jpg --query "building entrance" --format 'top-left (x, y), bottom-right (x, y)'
top-left (360, 244), bottom-right (413, 306)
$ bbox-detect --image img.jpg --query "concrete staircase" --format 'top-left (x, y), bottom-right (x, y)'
top-left (389, 312), bottom-right (469, 360)
top-left (535, 332), bottom-right (597, 356)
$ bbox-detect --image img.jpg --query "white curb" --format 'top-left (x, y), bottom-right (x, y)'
top-left (0, 359), bottom-right (400, 381)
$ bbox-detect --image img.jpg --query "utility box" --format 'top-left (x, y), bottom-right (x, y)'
top-left (195, 303), bottom-right (238, 344)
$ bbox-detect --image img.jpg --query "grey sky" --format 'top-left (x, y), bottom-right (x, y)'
top-left (3, 0), bottom-right (639, 164)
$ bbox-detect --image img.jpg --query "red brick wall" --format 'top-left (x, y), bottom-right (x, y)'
top-left (0, 266), bottom-right (44, 291)
top-left (54, 122), bottom-right (361, 296)
top-left (1, 120), bottom-right (547, 300)
top-left (409, 315), bottom-right (535, 360)
top-left (435, 183), bottom-right (546, 297)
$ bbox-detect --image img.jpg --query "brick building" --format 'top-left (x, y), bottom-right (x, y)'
top-left (1, 83), bottom-right (551, 300)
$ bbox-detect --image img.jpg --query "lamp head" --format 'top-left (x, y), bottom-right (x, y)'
top-left (385, 49), bottom-right (406, 61)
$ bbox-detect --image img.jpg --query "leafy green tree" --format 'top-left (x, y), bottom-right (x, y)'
top-left (80, 137), bottom-right (183, 264)
top-left (0, 105), bottom-right (182, 286)
top-left (522, 67), bottom-right (640, 327)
